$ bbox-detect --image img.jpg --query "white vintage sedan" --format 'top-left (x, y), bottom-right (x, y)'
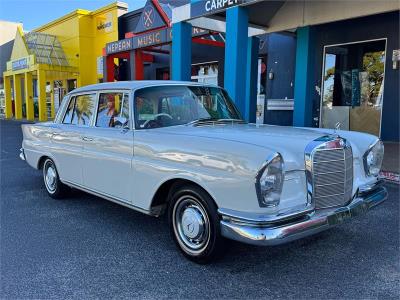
top-left (20, 81), bottom-right (387, 263)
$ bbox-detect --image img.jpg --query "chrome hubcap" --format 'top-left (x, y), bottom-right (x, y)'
top-left (181, 207), bottom-right (205, 240)
top-left (44, 162), bottom-right (57, 192)
top-left (173, 196), bottom-right (210, 254)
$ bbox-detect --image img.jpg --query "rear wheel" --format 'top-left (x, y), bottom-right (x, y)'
top-left (168, 184), bottom-right (225, 264)
top-left (42, 158), bottom-right (68, 199)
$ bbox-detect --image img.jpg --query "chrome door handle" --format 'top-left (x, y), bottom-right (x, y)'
top-left (82, 136), bottom-right (93, 142)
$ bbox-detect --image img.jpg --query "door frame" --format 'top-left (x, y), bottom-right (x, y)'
top-left (319, 37), bottom-right (388, 137)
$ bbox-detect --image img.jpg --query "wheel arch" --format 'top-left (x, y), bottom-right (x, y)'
top-left (37, 155), bottom-right (51, 169)
top-left (37, 154), bottom-right (59, 171)
top-left (150, 177), bottom-right (218, 213)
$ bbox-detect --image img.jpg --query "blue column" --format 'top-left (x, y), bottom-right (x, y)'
top-left (172, 22), bottom-right (192, 81)
top-left (245, 36), bottom-right (259, 123)
top-left (224, 6), bottom-right (248, 117)
top-left (293, 26), bottom-right (315, 127)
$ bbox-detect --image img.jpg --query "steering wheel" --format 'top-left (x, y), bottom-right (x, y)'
top-left (142, 113), bottom-right (173, 129)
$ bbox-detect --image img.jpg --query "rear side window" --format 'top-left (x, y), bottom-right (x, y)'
top-left (96, 92), bottom-right (130, 128)
top-left (62, 94), bottom-right (96, 126)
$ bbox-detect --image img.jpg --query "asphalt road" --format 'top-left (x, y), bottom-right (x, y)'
top-left (1, 119), bottom-right (399, 299)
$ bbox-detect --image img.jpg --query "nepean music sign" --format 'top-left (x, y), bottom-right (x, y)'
top-left (106, 27), bottom-right (209, 55)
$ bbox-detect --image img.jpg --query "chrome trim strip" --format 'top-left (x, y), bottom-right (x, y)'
top-left (220, 186), bottom-right (387, 246)
top-left (313, 192), bottom-right (345, 198)
top-left (19, 148), bottom-right (26, 161)
top-left (218, 205), bottom-right (314, 225)
top-left (62, 180), bottom-right (161, 216)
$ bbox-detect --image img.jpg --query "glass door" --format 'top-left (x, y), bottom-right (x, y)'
top-left (321, 39), bottom-right (386, 136)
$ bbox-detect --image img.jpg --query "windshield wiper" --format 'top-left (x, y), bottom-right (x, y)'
top-left (186, 117), bottom-right (218, 125)
top-left (186, 118), bottom-right (245, 126)
top-left (216, 118), bottom-right (246, 123)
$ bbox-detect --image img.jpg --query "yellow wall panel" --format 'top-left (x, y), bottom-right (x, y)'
top-left (10, 27), bottom-right (29, 60)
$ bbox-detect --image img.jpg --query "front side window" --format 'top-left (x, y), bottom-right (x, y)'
top-left (96, 92), bottom-right (130, 128)
top-left (135, 85), bottom-right (241, 129)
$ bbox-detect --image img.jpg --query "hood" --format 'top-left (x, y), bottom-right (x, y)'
top-left (157, 123), bottom-right (331, 170)
top-left (155, 123), bottom-right (378, 170)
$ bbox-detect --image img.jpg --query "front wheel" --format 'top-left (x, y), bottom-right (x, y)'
top-left (42, 158), bottom-right (69, 199)
top-left (168, 184), bottom-right (225, 264)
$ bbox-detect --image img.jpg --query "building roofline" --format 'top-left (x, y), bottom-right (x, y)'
top-left (33, 2), bottom-right (128, 32)
top-left (90, 1), bottom-right (128, 16)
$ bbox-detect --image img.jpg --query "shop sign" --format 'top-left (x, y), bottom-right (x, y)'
top-left (132, 29), bottom-right (168, 48)
top-left (106, 27), bottom-right (210, 55)
top-left (191, 0), bottom-right (254, 18)
top-left (134, 0), bottom-right (167, 34)
top-left (106, 38), bottom-right (134, 54)
top-left (11, 57), bottom-right (29, 71)
top-left (165, 27), bottom-right (208, 42)
top-left (97, 21), bottom-right (112, 31)
top-left (96, 12), bottom-right (113, 33)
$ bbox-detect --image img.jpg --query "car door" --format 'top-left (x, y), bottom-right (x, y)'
top-left (80, 90), bottom-right (134, 203)
top-left (51, 93), bottom-right (96, 185)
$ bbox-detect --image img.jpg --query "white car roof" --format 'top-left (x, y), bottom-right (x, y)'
top-left (69, 80), bottom-right (218, 95)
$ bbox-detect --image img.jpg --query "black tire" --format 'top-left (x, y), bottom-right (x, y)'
top-left (168, 184), bottom-right (225, 264)
top-left (42, 158), bottom-right (69, 199)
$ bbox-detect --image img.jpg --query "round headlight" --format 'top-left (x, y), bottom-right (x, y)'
top-left (363, 140), bottom-right (384, 177)
top-left (255, 153), bottom-right (284, 207)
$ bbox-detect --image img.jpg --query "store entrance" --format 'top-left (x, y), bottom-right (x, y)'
top-left (320, 39), bottom-right (386, 136)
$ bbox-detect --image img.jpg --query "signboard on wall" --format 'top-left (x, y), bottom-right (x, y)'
top-left (97, 56), bottom-right (104, 75)
top-left (106, 27), bottom-right (209, 55)
top-left (11, 57), bottom-right (28, 71)
top-left (191, 0), bottom-right (256, 18)
top-left (96, 12), bottom-right (113, 33)
top-left (134, 0), bottom-right (167, 34)
top-left (7, 55), bottom-right (34, 71)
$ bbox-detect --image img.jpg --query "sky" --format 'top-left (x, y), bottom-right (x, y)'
top-left (0, 0), bottom-right (147, 31)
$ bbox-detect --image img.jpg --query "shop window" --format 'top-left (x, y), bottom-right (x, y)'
top-left (191, 62), bottom-right (218, 85)
top-left (321, 39), bottom-right (386, 136)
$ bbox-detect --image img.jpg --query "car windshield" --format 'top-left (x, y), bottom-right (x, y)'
top-left (134, 85), bottom-right (243, 129)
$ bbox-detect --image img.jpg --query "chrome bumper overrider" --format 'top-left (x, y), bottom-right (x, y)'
top-left (219, 186), bottom-right (387, 246)
top-left (19, 148), bottom-right (26, 161)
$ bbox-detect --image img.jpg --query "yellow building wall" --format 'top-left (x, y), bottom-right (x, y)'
top-left (33, 2), bottom-right (127, 87)
top-left (78, 4), bottom-right (124, 86)
top-left (35, 12), bottom-right (82, 69)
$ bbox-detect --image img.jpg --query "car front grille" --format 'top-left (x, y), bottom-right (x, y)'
top-left (312, 145), bottom-right (353, 209)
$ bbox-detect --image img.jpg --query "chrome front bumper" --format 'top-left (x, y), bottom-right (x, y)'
top-left (219, 185), bottom-right (387, 246)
